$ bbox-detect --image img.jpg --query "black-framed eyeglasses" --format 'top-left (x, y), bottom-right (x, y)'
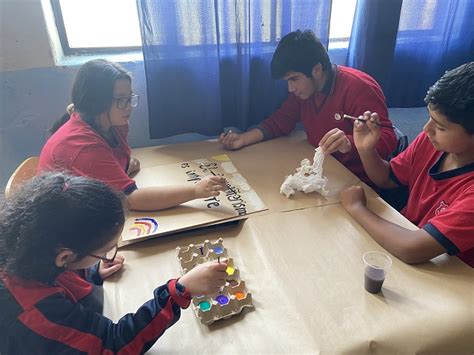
top-left (113, 93), bottom-right (139, 109)
top-left (89, 245), bottom-right (118, 263)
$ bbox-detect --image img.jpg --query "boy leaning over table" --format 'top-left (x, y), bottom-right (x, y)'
top-left (340, 62), bottom-right (474, 267)
top-left (218, 29), bottom-right (397, 187)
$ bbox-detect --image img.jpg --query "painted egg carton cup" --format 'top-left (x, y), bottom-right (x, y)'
top-left (176, 238), bottom-right (254, 325)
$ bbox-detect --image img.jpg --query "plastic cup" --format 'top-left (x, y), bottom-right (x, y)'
top-left (363, 251), bottom-right (392, 293)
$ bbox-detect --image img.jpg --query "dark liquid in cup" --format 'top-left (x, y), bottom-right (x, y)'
top-left (364, 274), bottom-right (384, 293)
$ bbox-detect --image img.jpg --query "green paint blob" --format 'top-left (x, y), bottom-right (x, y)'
top-left (198, 301), bottom-right (211, 311)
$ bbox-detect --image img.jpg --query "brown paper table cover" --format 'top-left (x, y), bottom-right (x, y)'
top-left (104, 199), bottom-right (473, 354)
top-left (104, 133), bottom-right (474, 353)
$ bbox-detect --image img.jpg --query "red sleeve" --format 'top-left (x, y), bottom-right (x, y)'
top-left (389, 132), bottom-right (425, 186)
top-left (345, 78), bottom-right (397, 160)
top-left (259, 94), bottom-right (301, 139)
top-left (10, 279), bottom-right (191, 354)
top-left (72, 143), bottom-right (136, 193)
top-left (424, 187), bottom-right (474, 255)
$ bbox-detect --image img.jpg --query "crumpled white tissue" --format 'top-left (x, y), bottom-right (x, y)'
top-left (280, 147), bottom-right (328, 198)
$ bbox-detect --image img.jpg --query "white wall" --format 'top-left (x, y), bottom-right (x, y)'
top-left (0, 0), bottom-right (54, 71)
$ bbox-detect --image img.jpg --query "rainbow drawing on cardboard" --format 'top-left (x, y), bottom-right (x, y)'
top-left (129, 217), bottom-right (159, 237)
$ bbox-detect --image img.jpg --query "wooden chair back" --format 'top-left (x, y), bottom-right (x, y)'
top-left (5, 157), bottom-right (39, 198)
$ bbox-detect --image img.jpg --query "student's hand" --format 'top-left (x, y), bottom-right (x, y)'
top-left (127, 157), bottom-right (141, 177)
top-left (194, 175), bottom-right (227, 198)
top-left (98, 254), bottom-right (125, 280)
top-left (340, 186), bottom-right (367, 214)
top-left (319, 128), bottom-right (352, 154)
top-left (178, 261), bottom-right (228, 296)
top-left (353, 111), bottom-right (381, 153)
top-left (218, 132), bottom-right (246, 150)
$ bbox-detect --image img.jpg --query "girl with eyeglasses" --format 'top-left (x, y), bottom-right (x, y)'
top-left (0, 172), bottom-right (227, 353)
top-left (39, 59), bottom-right (227, 211)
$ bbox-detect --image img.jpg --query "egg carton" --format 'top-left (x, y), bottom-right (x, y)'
top-left (176, 238), bottom-right (254, 325)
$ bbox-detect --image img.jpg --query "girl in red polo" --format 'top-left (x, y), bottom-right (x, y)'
top-left (39, 59), bottom-right (226, 211)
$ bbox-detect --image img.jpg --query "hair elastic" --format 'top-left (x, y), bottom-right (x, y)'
top-left (66, 104), bottom-right (75, 115)
top-left (62, 182), bottom-right (70, 192)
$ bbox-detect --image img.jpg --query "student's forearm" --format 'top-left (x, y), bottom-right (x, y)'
top-left (358, 149), bottom-right (397, 189)
top-left (241, 128), bottom-right (265, 147)
top-left (346, 205), bottom-right (443, 264)
top-left (127, 185), bottom-right (197, 211)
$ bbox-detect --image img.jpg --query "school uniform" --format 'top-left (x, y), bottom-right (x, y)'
top-left (0, 266), bottom-right (191, 354)
top-left (257, 64), bottom-right (397, 185)
top-left (390, 132), bottom-right (474, 267)
top-left (39, 112), bottom-right (137, 195)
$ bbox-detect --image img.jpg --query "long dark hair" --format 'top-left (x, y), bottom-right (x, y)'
top-left (0, 173), bottom-right (126, 284)
top-left (50, 59), bottom-right (132, 134)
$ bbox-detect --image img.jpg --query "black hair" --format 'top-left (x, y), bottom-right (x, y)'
top-left (424, 62), bottom-right (474, 134)
top-left (0, 172), bottom-right (125, 284)
top-left (50, 59), bottom-right (131, 134)
top-left (271, 30), bottom-right (331, 79)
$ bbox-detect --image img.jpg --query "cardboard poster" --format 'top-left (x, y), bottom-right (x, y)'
top-left (121, 154), bottom-right (267, 243)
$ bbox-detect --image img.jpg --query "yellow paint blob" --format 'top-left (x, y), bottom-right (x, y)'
top-left (211, 154), bottom-right (231, 161)
top-left (226, 266), bottom-right (235, 276)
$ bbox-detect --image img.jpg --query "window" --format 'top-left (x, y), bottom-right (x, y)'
top-left (51, 0), bottom-right (141, 54)
top-left (328, 0), bottom-right (357, 48)
top-left (51, 0), bottom-right (356, 55)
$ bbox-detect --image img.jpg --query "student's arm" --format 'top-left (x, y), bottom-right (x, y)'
top-left (219, 94), bottom-right (301, 150)
top-left (340, 186), bottom-right (446, 264)
top-left (127, 175), bottom-right (226, 211)
top-left (218, 128), bottom-right (264, 150)
top-left (74, 144), bottom-right (227, 211)
top-left (14, 263), bottom-right (227, 354)
top-left (352, 112), bottom-right (399, 189)
top-left (345, 79), bottom-right (397, 159)
top-left (21, 279), bottom-right (191, 354)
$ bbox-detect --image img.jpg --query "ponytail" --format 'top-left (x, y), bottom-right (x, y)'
top-left (49, 104), bottom-right (75, 135)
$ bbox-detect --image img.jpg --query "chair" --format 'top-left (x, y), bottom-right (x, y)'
top-left (388, 125), bottom-right (409, 160)
top-left (4, 157), bottom-right (39, 198)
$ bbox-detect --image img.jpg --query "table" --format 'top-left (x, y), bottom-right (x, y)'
top-left (131, 131), bottom-right (377, 214)
top-left (104, 132), bottom-right (474, 354)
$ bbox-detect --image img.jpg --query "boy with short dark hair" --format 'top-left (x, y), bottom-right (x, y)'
top-left (340, 62), bottom-right (474, 267)
top-left (218, 30), bottom-right (397, 186)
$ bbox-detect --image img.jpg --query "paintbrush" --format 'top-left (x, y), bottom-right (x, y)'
top-left (209, 170), bottom-right (239, 195)
top-left (334, 113), bottom-right (393, 128)
top-left (222, 129), bottom-right (233, 137)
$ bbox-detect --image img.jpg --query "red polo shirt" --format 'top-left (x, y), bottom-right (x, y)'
top-left (38, 113), bottom-right (136, 194)
top-left (258, 65), bottom-right (397, 185)
top-left (390, 132), bottom-right (474, 267)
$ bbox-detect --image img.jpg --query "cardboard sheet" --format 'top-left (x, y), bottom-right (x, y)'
top-left (104, 200), bottom-right (474, 353)
top-left (122, 155), bottom-right (267, 242)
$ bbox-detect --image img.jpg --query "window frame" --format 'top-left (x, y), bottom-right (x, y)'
top-left (50, 0), bottom-right (141, 56)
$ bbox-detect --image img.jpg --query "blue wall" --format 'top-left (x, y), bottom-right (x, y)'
top-left (0, 61), bottom-right (212, 189)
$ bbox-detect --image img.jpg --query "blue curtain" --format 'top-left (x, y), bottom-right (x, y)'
top-left (137, 0), bottom-right (331, 138)
top-left (347, 0), bottom-right (474, 107)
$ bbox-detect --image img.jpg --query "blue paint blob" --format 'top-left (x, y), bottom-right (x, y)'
top-left (213, 246), bottom-right (224, 254)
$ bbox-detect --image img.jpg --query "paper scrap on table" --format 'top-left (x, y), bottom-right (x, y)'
top-left (280, 147), bottom-right (328, 198)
